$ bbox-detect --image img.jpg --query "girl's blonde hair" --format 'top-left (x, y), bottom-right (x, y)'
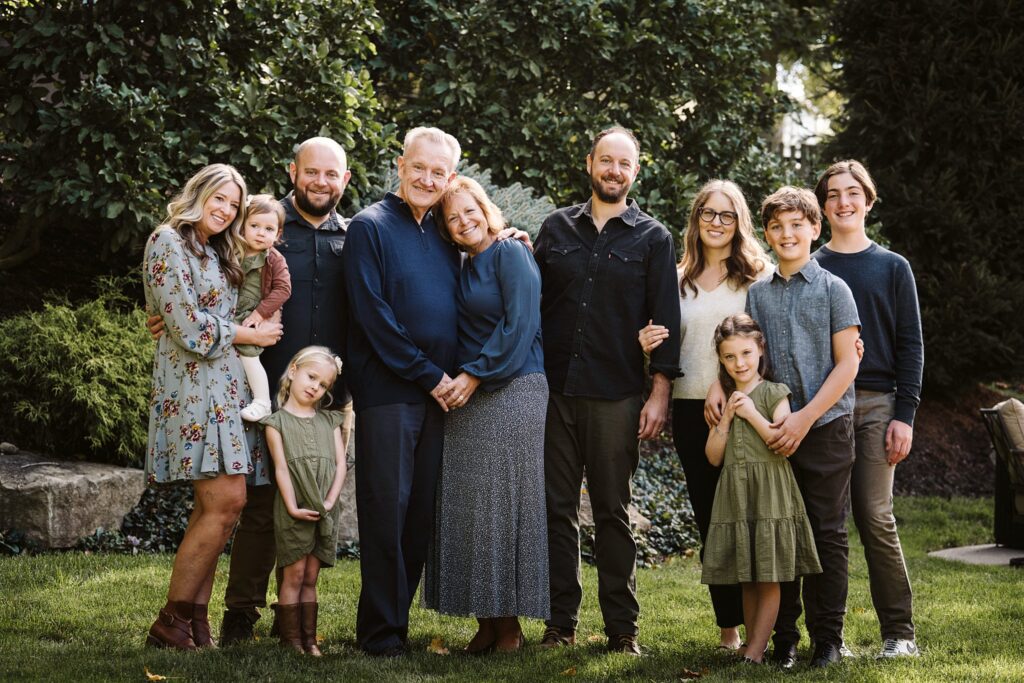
top-left (432, 176), bottom-right (506, 247)
top-left (245, 194), bottom-right (286, 242)
top-left (678, 179), bottom-right (769, 298)
top-left (713, 313), bottom-right (772, 397)
top-left (161, 163), bottom-right (247, 287)
top-left (276, 345), bottom-right (343, 409)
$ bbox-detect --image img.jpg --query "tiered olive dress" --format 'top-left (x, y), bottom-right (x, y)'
top-left (701, 381), bottom-right (821, 585)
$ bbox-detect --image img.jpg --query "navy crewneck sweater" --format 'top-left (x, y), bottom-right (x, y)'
top-left (342, 193), bottom-right (460, 409)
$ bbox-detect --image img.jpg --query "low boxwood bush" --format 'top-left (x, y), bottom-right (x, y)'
top-left (0, 277), bottom-right (150, 467)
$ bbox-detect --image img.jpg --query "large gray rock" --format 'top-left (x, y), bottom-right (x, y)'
top-left (0, 452), bottom-right (146, 548)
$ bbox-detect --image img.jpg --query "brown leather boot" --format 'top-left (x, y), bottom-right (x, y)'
top-left (147, 601), bottom-right (197, 650)
top-left (190, 603), bottom-right (217, 649)
top-left (219, 609), bottom-right (257, 646)
top-left (276, 603), bottom-right (304, 653)
top-left (300, 602), bottom-right (322, 656)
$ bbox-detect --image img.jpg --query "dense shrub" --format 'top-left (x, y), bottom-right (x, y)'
top-left (825, 0), bottom-right (1024, 392)
top-left (0, 278), bottom-right (150, 466)
top-left (78, 484), bottom-right (193, 555)
top-left (0, 0), bottom-right (390, 267)
top-left (371, 0), bottom-right (797, 235)
top-left (369, 163), bottom-right (557, 238)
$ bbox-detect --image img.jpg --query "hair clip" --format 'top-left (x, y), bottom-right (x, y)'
top-left (245, 194), bottom-right (255, 207)
top-left (334, 356), bottom-right (344, 374)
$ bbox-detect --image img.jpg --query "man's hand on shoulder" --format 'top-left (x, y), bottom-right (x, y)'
top-left (496, 227), bottom-right (533, 252)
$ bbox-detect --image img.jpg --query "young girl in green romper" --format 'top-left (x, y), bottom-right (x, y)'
top-left (702, 314), bottom-right (821, 664)
top-left (260, 346), bottom-right (347, 655)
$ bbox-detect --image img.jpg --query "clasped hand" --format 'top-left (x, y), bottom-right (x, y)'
top-left (430, 372), bottom-right (481, 412)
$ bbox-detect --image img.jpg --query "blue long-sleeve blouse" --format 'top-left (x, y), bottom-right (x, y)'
top-left (457, 238), bottom-right (544, 392)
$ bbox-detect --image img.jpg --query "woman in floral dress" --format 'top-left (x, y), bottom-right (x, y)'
top-left (142, 164), bottom-right (282, 650)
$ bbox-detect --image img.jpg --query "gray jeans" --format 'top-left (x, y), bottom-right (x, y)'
top-left (852, 390), bottom-right (915, 641)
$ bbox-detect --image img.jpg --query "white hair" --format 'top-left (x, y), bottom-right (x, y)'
top-left (402, 127), bottom-right (461, 170)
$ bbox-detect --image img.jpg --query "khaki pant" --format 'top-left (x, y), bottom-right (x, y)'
top-left (851, 390), bottom-right (915, 641)
top-left (544, 392), bottom-right (643, 637)
top-left (224, 401), bottom-right (354, 615)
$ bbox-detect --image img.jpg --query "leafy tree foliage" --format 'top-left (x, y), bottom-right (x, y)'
top-left (0, 0), bottom-right (390, 267)
top-left (826, 0), bottom-right (1024, 392)
top-left (371, 0), bottom-right (793, 233)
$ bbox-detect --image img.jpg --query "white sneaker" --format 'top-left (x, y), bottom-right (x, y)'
top-left (877, 638), bottom-right (920, 659)
top-left (839, 642), bottom-right (856, 658)
top-left (241, 399), bottom-right (272, 422)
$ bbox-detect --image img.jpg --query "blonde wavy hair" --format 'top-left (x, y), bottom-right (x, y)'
top-left (276, 345), bottom-right (343, 409)
top-left (160, 164), bottom-right (247, 287)
top-left (432, 176), bottom-right (506, 248)
top-left (678, 179), bottom-right (769, 298)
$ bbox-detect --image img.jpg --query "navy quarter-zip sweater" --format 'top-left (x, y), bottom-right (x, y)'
top-left (342, 193), bottom-right (460, 409)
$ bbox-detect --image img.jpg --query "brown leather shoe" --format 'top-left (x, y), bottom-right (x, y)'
top-left (539, 625), bottom-right (576, 649)
top-left (300, 602), bottom-right (322, 656)
top-left (607, 633), bottom-right (641, 656)
top-left (190, 603), bottom-right (217, 649)
top-left (146, 601), bottom-right (197, 650)
top-left (276, 603), bottom-right (304, 653)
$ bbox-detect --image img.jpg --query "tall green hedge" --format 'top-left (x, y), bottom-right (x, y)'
top-left (370, 0), bottom-right (796, 233)
top-left (0, 0), bottom-right (390, 266)
top-left (826, 0), bottom-right (1024, 392)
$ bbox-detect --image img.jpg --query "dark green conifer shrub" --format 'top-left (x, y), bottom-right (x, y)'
top-left (0, 278), bottom-right (150, 466)
top-left (826, 0), bottom-right (1024, 391)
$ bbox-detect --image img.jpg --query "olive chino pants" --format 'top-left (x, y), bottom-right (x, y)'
top-left (544, 392), bottom-right (644, 638)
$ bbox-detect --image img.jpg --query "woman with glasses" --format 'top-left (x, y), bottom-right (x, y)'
top-left (638, 179), bottom-right (772, 650)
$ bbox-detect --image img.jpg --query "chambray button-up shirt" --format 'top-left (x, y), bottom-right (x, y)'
top-left (745, 258), bottom-right (860, 428)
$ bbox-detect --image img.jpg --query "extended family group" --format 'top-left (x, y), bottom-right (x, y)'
top-left (141, 124), bottom-right (922, 669)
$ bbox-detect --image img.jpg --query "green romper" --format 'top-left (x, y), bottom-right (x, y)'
top-left (701, 381), bottom-right (822, 585)
top-left (234, 252), bottom-right (266, 358)
top-left (260, 409), bottom-right (344, 568)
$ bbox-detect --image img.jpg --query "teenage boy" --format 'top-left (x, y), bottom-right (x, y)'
top-left (813, 160), bottom-right (923, 659)
top-left (744, 186), bottom-right (861, 668)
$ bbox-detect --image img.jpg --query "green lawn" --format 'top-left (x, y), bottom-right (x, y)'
top-left (1, 496), bottom-right (1021, 682)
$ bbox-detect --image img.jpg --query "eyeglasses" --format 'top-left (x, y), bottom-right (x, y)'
top-left (698, 208), bottom-right (738, 226)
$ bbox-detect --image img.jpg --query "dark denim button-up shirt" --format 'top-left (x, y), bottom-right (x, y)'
top-left (260, 194), bottom-right (351, 404)
top-left (534, 199), bottom-right (680, 399)
top-left (746, 258), bottom-right (860, 428)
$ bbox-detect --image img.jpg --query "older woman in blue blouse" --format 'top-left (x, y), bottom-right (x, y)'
top-left (422, 176), bottom-right (549, 653)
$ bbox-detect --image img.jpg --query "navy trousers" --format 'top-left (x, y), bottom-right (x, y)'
top-left (355, 401), bottom-right (444, 653)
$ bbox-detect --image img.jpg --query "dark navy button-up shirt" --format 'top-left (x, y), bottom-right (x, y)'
top-left (534, 198), bottom-right (681, 400)
top-left (260, 194), bottom-right (350, 405)
top-left (746, 258), bottom-right (860, 428)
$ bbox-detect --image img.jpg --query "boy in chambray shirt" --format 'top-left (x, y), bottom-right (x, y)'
top-left (743, 187), bottom-right (860, 669)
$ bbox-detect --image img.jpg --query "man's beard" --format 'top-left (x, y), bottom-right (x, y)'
top-left (591, 172), bottom-right (631, 204)
top-left (294, 185), bottom-right (340, 217)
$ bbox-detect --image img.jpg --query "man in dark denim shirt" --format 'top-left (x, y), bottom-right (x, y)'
top-left (534, 126), bottom-right (680, 655)
top-left (221, 137), bottom-right (354, 644)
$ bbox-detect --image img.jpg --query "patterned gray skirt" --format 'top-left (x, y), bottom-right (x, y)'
top-left (422, 372), bottom-right (550, 618)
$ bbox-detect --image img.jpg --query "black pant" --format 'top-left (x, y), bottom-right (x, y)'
top-left (672, 399), bottom-right (744, 629)
top-left (355, 402), bottom-right (444, 653)
top-left (773, 415), bottom-right (854, 648)
top-left (544, 392), bottom-right (643, 637)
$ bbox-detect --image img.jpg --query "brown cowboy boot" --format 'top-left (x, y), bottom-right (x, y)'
top-left (276, 603), bottom-right (304, 653)
top-left (190, 603), bottom-right (217, 649)
top-left (146, 601), bottom-right (197, 650)
top-left (300, 602), bottom-right (323, 656)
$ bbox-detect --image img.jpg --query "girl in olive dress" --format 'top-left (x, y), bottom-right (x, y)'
top-left (701, 314), bottom-right (821, 664)
top-left (260, 346), bottom-right (346, 656)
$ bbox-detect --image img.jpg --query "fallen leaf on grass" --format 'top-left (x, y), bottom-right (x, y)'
top-left (587, 635), bottom-right (603, 643)
top-left (561, 666), bottom-right (577, 676)
top-left (427, 637), bottom-right (450, 655)
top-left (144, 667), bottom-right (167, 681)
top-left (679, 667), bottom-right (703, 679)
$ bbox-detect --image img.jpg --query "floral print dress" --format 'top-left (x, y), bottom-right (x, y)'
top-left (143, 227), bottom-right (268, 485)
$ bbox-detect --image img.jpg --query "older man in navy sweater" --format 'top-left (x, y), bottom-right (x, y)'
top-left (342, 127), bottom-right (463, 656)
